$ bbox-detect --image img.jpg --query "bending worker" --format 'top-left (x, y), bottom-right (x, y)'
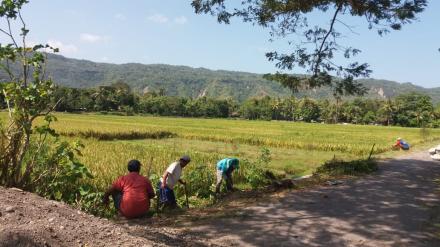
top-left (158, 155), bottom-right (191, 209)
top-left (215, 158), bottom-right (239, 194)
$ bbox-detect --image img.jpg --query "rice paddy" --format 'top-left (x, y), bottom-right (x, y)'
top-left (3, 112), bottom-right (440, 194)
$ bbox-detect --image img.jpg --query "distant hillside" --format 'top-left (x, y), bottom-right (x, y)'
top-left (295, 79), bottom-right (440, 104)
top-left (14, 54), bottom-right (440, 103)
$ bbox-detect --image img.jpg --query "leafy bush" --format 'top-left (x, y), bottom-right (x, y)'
top-left (76, 185), bottom-right (115, 218)
top-left (25, 132), bottom-right (112, 217)
top-left (31, 140), bottom-right (93, 203)
top-left (241, 147), bottom-right (272, 189)
top-left (430, 120), bottom-right (440, 128)
top-left (184, 163), bottom-right (215, 198)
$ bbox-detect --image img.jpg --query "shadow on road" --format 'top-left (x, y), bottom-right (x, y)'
top-left (180, 157), bottom-right (440, 246)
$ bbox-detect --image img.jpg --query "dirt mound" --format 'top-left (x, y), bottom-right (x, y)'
top-left (0, 187), bottom-right (208, 247)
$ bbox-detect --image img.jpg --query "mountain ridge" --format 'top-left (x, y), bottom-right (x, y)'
top-left (27, 54), bottom-right (440, 103)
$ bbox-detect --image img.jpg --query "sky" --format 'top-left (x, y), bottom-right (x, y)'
top-left (8, 0), bottom-right (440, 88)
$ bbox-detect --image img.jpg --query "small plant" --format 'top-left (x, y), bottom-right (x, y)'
top-left (184, 163), bottom-right (216, 199)
top-left (242, 147), bottom-right (272, 189)
top-left (77, 185), bottom-right (115, 218)
top-left (258, 147), bottom-right (271, 165)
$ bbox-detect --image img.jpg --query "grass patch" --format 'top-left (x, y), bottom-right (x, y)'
top-left (314, 158), bottom-right (378, 176)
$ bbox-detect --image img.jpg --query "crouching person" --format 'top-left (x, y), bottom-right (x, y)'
top-left (215, 158), bottom-right (239, 194)
top-left (158, 155), bottom-right (191, 209)
top-left (394, 137), bottom-right (410, 150)
top-left (102, 160), bottom-right (155, 219)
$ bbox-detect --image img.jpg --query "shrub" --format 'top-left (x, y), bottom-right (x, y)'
top-left (76, 185), bottom-right (115, 218)
top-left (31, 140), bottom-right (93, 203)
top-left (184, 163), bottom-right (216, 199)
top-left (241, 147), bottom-right (272, 189)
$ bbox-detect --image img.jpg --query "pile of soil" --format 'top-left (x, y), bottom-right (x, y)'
top-left (0, 187), bottom-right (211, 247)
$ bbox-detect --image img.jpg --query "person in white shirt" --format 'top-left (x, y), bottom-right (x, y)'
top-left (158, 155), bottom-right (191, 208)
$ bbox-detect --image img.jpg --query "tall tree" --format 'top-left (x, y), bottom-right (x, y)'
top-left (192, 0), bottom-right (427, 96)
top-left (394, 92), bottom-right (434, 127)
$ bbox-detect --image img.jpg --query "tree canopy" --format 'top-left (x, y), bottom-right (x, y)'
top-left (28, 84), bottom-right (439, 128)
top-left (191, 0), bottom-right (427, 96)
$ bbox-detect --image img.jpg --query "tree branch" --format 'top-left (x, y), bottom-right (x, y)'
top-left (313, 4), bottom-right (342, 76)
top-left (18, 10), bottom-right (29, 87)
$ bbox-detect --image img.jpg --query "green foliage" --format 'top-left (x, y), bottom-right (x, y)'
top-left (394, 92), bottom-right (434, 127)
top-left (240, 96), bottom-right (272, 120)
top-left (32, 140), bottom-right (93, 202)
top-left (184, 163), bottom-right (215, 199)
top-left (77, 186), bottom-right (115, 218)
top-left (37, 81), bottom-right (440, 127)
top-left (315, 158), bottom-right (378, 176)
top-left (139, 95), bottom-right (232, 118)
top-left (0, 0), bottom-right (100, 219)
top-left (296, 98), bottom-right (320, 122)
top-left (0, 0), bottom-right (60, 187)
top-left (242, 147), bottom-right (272, 189)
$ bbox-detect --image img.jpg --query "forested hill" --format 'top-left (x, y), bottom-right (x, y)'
top-left (39, 54), bottom-right (440, 103)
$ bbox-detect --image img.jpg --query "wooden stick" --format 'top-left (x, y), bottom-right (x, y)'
top-left (147, 157), bottom-right (153, 178)
top-left (184, 184), bottom-right (189, 209)
top-left (368, 144), bottom-right (376, 160)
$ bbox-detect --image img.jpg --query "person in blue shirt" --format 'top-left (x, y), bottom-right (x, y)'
top-left (215, 158), bottom-right (239, 194)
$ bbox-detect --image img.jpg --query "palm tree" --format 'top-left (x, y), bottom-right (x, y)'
top-left (379, 98), bottom-right (394, 126)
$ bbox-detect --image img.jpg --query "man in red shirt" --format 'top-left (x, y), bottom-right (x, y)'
top-left (103, 160), bottom-right (155, 218)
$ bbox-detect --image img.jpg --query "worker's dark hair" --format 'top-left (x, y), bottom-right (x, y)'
top-left (127, 159), bottom-right (141, 172)
top-left (230, 158), bottom-right (239, 169)
top-left (179, 155), bottom-right (191, 163)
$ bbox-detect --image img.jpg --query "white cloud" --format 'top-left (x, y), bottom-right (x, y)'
top-left (114, 13), bottom-right (126, 21)
top-left (147, 14), bottom-right (169, 24)
top-left (28, 40), bottom-right (78, 55)
top-left (174, 16), bottom-right (188, 25)
top-left (46, 40), bottom-right (78, 54)
top-left (80, 33), bottom-right (109, 43)
top-left (147, 14), bottom-right (188, 25)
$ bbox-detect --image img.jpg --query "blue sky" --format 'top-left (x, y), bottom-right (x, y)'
top-left (15, 0), bottom-right (440, 88)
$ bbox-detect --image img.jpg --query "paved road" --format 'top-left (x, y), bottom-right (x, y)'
top-left (184, 151), bottom-right (440, 246)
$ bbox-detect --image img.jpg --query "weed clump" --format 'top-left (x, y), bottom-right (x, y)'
top-left (60, 130), bottom-right (176, 140)
top-left (315, 158), bottom-right (378, 176)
